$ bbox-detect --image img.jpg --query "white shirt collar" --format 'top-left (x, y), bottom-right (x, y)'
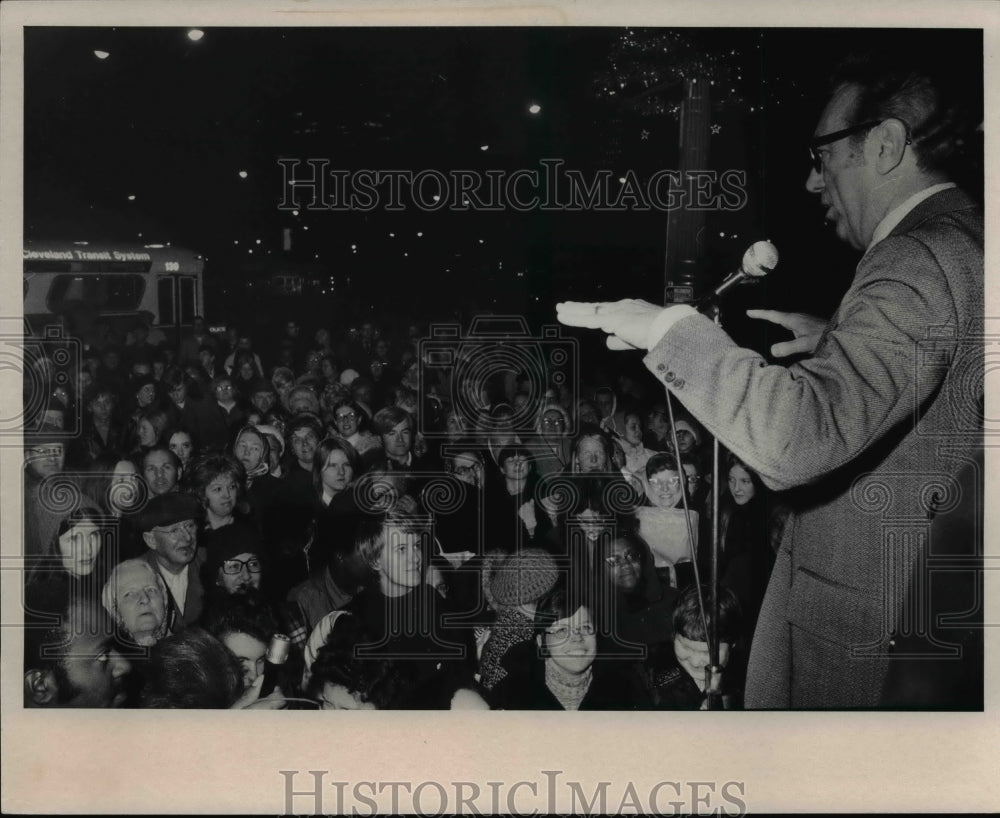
top-left (158, 564), bottom-right (189, 615)
top-left (868, 182), bottom-right (956, 250)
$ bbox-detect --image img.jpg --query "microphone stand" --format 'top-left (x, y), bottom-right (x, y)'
top-left (706, 304), bottom-right (723, 709)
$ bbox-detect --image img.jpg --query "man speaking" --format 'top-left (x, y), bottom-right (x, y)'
top-left (558, 53), bottom-right (983, 708)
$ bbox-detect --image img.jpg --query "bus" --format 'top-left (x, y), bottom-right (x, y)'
top-left (23, 240), bottom-right (205, 341)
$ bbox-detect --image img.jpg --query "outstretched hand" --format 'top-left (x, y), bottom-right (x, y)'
top-left (746, 309), bottom-right (827, 358)
top-left (556, 299), bottom-right (664, 351)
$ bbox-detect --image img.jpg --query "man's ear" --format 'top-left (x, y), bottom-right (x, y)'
top-left (874, 117), bottom-right (910, 174)
top-left (24, 669), bottom-right (59, 706)
top-left (142, 531), bottom-right (156, 550)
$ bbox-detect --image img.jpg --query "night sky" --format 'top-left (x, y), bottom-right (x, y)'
top-left (23, 26), bottom-right (983, 351)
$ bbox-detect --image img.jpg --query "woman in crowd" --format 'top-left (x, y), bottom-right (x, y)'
top-left (188, 452), bottom-right (249, 534)
top-left (483, 444), bottom-right (541, 553)
top-left (718, 454), bottom-right (777, 645)
top-left (593, 532), bottom-right (677, 664)
top-left (617, 409), bottom-right (655, 479)
top-left (283, 413), bottom-right (324, 500)
top-left (26, 507), bottom-right (111, 609)
top-left (346, 515), bottom-right (476, 707)
top-left (166, 426), bottom-right (196, 472)
top-left (255, 423), bottom-right (285, 478)
top-left (477, 549), bottom-right (558, 693)
top-left (132, 406), bottom-right (173, 454)
top-left (489, 584), bottom-right (650, 710)
top-left (271, 366), bottom-right (296, 413)
top-left (643, 404), bottom-right (670, 451)
top-left (330, 398), bottom-right (381, 458)
top-left (305, 612), bottom-right (402, 710)
top-left (232, 349), bottom-right (263, 393)
top-left (231, 425), bottom-right (284, 526)
top-left (569, 424), bottom-right (616, 475)
top-left (313, 435), bottom-right (361, 501)
top-left (668, 416), bottom-right (703, 458)
top-left (635, 452), bottom-right (699, 590)
top-left (532, 402), bottom-right (572, 478)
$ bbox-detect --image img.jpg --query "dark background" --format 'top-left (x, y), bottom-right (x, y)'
top-left (24, 27), bottom-right (983, 363)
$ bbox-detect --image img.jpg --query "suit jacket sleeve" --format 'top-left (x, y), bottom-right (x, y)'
top-left (642, 232), bottom-right (959, 491)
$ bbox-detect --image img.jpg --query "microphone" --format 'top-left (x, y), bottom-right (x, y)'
top-left (258, 633), bottom-right (291, 698)
top-left (698, 240), bottom-right (778, 310)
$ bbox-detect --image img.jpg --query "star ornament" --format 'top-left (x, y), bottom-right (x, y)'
top-left (710, 124), bottom-right (722, 135)
top-left (640, 129), bottom-right (650, 140)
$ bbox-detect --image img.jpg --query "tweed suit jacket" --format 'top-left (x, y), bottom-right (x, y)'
top-left (643, 187), bottom-right (983, 707)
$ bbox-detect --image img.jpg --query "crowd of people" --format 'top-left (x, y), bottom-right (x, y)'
top-left (22, 313), bottom-right (784, 710)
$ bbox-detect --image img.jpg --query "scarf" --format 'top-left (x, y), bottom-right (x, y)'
top-left (545, 661), bottom-right (593, 711)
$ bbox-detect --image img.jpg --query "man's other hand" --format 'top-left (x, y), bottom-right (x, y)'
top-left (746, 309), bottom-right (826, 358)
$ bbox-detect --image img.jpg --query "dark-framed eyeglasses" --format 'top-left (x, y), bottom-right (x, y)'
top-left (604, 551), bottom-right (641, 568)
top-left (808, 119), bottom-right (911, 173)
top-left (221, 556), bottom-right (262, 574)
top-left (335, 411), bottom-right (358, 422)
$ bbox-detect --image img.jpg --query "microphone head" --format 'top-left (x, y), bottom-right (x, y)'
top-left (742, 240), bottom-right (779, 278)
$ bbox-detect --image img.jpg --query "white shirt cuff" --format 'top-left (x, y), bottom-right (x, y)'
top-left (645, 305), bottom-right (697, 350)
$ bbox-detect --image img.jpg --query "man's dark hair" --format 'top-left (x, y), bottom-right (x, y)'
top-left (204, 599), bottom-right (277, 646)
top-left (831, 50), bottom-right (981, 175)
top-left (142, 445), bottom-right (181, 471)
top-left (672, 585), bottom-right (741, 644)
top-left (162, 365), bottom-right (187, 391)
top-left (140, 627), bottom-right (244, 709)
top-left (306, 614), bottom-right (403, 709)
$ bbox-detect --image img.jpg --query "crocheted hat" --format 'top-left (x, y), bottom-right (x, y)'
top-left (489, 548), bottom-right (558, 607)
top-left (672, 418), bottom-right (702, 446)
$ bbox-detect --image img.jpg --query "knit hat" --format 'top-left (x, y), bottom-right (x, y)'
top-left (489, 548), bottom-right (558, 607)
top-left (136, 492), bottom-right (204, 532)
top-left (203, 520), bottom-right (264, 579)
top-left (672, 418), bottom-right (701, 446)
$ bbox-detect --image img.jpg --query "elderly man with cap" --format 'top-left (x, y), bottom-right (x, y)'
top-left (138, 492), bottom-right (207, 628)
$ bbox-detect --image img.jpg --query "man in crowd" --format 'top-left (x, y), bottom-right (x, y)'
top-left (138, 493), bottom-right (207, 628)
top-left (24, 595), bottom-right (132, 708)
top-left (558, 52), bottom-right (982, 708)
top-left (163, 365), bottom-right (228, 451)
top-left (141, 446), bottom-right (184, 497)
